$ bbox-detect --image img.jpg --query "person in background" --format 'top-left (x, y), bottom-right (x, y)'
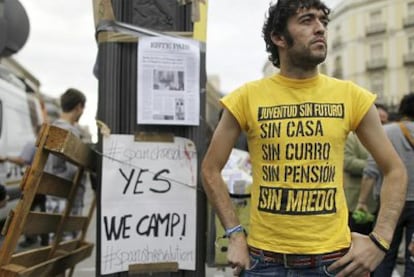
top-left (344, 104), bottom-right (389, 235)
top-left (201, 0), bottom-right (407, 276)
top-left (409, 236), bottom-right (414, 264)
top-left (0, 183), bottom-right (7, 209)
top-left (375, 103), bottom-right (389, 125)
top-left (46, 88), bottom-right (86, 223)
top-left (0, 125), bottom-right (48, 247)
top-left (0, 183), bottom-right (8, 236)
top-left (357, 93), bottom-right (414, 276)
top-left (0, 126), bottom-right (41, 167)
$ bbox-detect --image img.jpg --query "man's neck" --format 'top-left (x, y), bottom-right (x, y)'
top-left (279, 65), bottom-right (319, 79)
top-left (59, 113), bottom-right (76, 125)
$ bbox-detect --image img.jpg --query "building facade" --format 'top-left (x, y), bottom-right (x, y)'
top-left (325, 0), bottom-right (414, 110)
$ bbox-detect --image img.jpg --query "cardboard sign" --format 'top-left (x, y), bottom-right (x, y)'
top-left (100, 135), bottom-right (197, 275)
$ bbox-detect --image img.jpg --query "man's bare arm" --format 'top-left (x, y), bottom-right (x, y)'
top-left (202, 109), bottom-right (242, 228)
top-left (330, 105), bottom-right (407, 277)
top-left (3, 156), bottom-right (26, 166)
top-left (201, 109), bottom-right (249, 274)
top-left (356, 106), bottom-right (407, 242)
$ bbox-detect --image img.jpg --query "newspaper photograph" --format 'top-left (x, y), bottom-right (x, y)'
top-left (137, 36), bottom-right (200, 126)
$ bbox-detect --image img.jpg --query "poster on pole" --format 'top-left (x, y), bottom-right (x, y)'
top-left (100, 135), bottom-right (197, 275)
top-left (137, 36), bottom-right (200, 126)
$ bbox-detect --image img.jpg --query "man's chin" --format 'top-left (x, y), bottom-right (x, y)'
top-left (313, 48), bottom-right (327, 57)
top-left (312, 53), bottom-right (327, 64)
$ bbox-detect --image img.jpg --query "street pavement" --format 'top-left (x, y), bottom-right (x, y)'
top-left (73, 187), bottom-right (96, 277)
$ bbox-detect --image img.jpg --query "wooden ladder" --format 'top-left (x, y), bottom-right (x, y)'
top-left (0, 124), bottom-right (98, 276)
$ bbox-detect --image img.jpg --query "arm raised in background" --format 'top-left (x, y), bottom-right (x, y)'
top-left (329, 105), bottom-right (407, 277)
top-left (0, 156), bottom-right (26, 167)
top-left (355, 175), bottom-right (376, 212)
top-left (201, 109), bottom-right (249, 275)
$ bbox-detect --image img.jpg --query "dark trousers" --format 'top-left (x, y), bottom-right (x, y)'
top-left (26, 194), bottom-right (48, 246)
top-left (373, 201), bottom-right (414, 277)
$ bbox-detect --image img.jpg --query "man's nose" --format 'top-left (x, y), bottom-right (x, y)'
top-left (315, 20), bottom-right (326, 35)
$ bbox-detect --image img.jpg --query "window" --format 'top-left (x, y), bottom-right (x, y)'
top-left (369, 10), bottom-right (382, 24)
top-left (335, 25), bottom-right (341, 34)
top-left (319, 63), bottom-right (327, 74)
top-left (332, 25), bottom-right (342, 48)
top-left (409, 2), bottom-right (414, 16)
top-left (332, 56), bottom-right (343, 78)
top-left (370, 74), bottom-right (384, 99)
top-left (334, 56), bottom-right (342, 68)
top-left (409, 70), bottom-right (414, 91)
top-left (409, 36), bottom-right (414, 53)
top-left (370, 43), bottom-right (383, 59)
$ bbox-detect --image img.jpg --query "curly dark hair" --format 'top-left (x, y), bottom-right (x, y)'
top-left (262, 0), bottom-right (330, 68)
top-left (399, 92), bottom-right (414, 119)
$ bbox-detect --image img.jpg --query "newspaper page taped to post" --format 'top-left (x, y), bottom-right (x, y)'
top-left (137, 36), bottom-right (200, 126)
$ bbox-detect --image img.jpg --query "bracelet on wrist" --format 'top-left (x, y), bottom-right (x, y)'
top-left (369, 232), bottom-right (390, 253)
top-left (224, 224), bottom-right (245, 238)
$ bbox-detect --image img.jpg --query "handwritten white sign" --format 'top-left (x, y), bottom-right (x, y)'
top-left (100, 135), bottom-right (197, 274)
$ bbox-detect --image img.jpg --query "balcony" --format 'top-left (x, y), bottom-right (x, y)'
top-left (365, 23), bottom-right (387, 36)
top-left (403, 53), bottom-right (414, 64)
top-left (366, 58), bottom-right (387, 70)
top-left (403, 16), bottom-right (414, 28)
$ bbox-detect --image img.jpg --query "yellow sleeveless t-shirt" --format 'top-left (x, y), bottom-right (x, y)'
top-left (221, 74), bottom-right (376, 254)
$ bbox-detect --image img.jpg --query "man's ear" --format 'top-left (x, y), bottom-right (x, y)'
top-left (271, 32), bottom-right (286, 48)
top-left (75, 103), bottom-right (84, 112)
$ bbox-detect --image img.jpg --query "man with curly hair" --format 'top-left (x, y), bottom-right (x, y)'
top-left (202, 0), bottom-right (407, 276)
